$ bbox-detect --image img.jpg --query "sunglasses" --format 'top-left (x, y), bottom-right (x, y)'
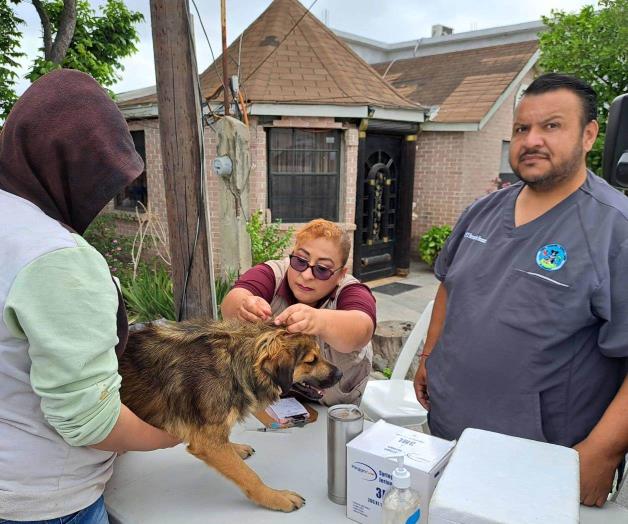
top-left (289, 254), bottom-right (342, 281)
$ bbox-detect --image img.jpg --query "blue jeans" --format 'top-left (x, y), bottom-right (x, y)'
top-left (0, 495), bottom-right (108, 524)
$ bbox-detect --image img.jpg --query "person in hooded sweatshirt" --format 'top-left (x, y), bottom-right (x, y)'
top-left (0, 70), bottom-right (179, 524)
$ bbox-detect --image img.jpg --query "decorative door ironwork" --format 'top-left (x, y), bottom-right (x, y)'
top-left (355, 134), bottom-right (401, 280)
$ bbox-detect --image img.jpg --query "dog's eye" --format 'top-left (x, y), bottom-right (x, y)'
top-left (303, 355), bottom-right (317, 364)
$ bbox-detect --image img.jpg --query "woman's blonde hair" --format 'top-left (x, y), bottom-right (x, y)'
top-left (294, 219), bottom-right (351, 266)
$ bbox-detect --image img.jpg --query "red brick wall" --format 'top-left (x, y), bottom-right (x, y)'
top-left (103, 119), bottom-right (165, 248)
top-left (411, 73), bottom-right (534, 246)
top-left (108, 115), bottom-right (359, 272)
top-left (413, 131), bottom-right (466, 239)
top-left (114, 75), bottom-right (532, 272)
top-left (248, 117), bottom-right (268, 214)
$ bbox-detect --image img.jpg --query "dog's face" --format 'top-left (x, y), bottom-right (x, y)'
top-left (257, 329), bottom-right (342, 400)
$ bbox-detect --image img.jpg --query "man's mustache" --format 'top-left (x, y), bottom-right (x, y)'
top-left (519, 148), bottom-right (550, 161)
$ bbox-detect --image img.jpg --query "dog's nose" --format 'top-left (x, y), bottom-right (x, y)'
top-left (331, 367), bottom-right (343, 385)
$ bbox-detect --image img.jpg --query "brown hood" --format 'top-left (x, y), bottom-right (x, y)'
top-left (0, 69), bottom-right (144, 356)
top-left (0, 68), bottom-right (144, 234)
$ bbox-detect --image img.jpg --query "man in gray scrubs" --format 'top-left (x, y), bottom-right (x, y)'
top-left (414, 73), bottom-right (628, 507)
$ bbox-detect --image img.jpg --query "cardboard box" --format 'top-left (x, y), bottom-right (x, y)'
top-left (346, 420), bottom-right (455, 523)
top-left (428, 428), bottom-right (580, 524)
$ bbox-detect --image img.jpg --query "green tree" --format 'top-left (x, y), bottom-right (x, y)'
top-left (0, 0), bottom-right (24, 120)
top-left (0, 0), bottom-right (143, 118)
top-left (538, 0), bottom-right (628, 175)
top-left (27, 0), bottom-right (144, 88)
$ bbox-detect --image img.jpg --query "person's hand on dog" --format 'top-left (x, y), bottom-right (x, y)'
top-left (274, 304), bottom-right (324, 336)
top-left (237, 295), bottom-right (272, 322)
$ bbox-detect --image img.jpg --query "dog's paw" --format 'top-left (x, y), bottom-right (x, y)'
top-left (255, 488), bottom-right (305, 512)
top-left (232, 442), bottom-right (255, 460)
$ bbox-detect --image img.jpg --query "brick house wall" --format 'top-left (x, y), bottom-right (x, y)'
top-left (413, 131), bottom-right (466, 241)
top-left (103, 119), bottom-right (165, 240)
top-left (110, 72), bottom-right (533, 273)
top-left (108, 115), bottom-right (359, 272)
top-left (411, 71), bottom-right (534, 248)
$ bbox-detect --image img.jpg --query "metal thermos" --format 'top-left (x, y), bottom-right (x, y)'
top-left (327, 404), bottom-right (364, 505)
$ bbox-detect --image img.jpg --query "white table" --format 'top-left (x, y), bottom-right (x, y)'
top-left (105, 405), bottom-right (353, 523)
top-left (104, 405), bottom-right (628, 524)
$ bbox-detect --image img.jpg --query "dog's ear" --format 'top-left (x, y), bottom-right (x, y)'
top-left (261, 352), bottom-right (295, 395)
top-left (272, 360), bottom-right (294, 395)
top-left (258, 331), bottom-right (296, 395)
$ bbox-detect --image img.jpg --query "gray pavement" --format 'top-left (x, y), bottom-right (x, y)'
top-left (368, 260), bottom-right (439, 323)
top-left (369, 260), bottom-right (628, 508)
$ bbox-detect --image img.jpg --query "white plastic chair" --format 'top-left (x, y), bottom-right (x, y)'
top-left (361, 299), bottom-right (434, 428)
top-left (610, 468), bottom-right (626, 503)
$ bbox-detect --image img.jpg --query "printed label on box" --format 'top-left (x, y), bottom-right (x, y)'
top-left (346, 421), bottom-right (455, 524)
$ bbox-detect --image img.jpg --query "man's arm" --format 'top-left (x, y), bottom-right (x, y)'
top-left (414, 283), bottom-right (448, 409)
top-left (3, 243), bottom-right (179, 453)
top-left (90, 404), bottom-right (179, 452)
top-left (575, 374), bottom-right (628, 507)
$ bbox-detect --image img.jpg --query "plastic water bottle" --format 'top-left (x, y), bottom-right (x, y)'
top-left (382, 456), bottom-right (422, 524)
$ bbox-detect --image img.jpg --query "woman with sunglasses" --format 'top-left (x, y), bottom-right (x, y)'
top-left (222, 219), bottom-right (376, 406)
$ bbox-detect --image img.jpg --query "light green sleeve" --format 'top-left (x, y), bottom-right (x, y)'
top-left (3, 235), bottom-right (122, 446)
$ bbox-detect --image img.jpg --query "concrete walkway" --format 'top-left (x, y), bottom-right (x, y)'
top-left (366, 260), bottom-right (627, 508)
top-left (366, 260), bottom-right (439, 323)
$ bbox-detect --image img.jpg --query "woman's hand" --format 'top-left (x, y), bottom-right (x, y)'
top-left (237, 295), bottom-right (272, 322)
top-left (274, 304), bottom-right (323, 336)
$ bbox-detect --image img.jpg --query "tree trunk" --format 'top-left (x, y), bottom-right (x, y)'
top-left (371, 320), bottom-right (415, 377)
top-left (33, 0), bottom-right (77, 64)
top-left (32, 0), bottom-right (52, 59)
top-left (50, 0), bottom-right (77, 64)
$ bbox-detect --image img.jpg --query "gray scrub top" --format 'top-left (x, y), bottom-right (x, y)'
top-left (427, 172), bottom-right (628, 447)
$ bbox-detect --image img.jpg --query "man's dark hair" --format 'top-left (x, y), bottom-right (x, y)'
top-left (524, 73), bottom-right (598, 127)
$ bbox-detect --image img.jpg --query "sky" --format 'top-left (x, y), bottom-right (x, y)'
top-left (12, 0), bottom-right (598, 96)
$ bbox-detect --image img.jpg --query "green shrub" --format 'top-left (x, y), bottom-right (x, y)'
top-left (246, 210), bottom-right (294, 265)
top-left (123, 264), bottom-right (240, 323)
top-left (87, 214), bottom-right (240, 323)
top-left (419, 225), bottom-right (452, 267)
top-left (382, 367), bottom-right (393, 379)
top-left (84, 214), bottom-right (135, 285)
top-left (123, 263), bottom-right (176, 323)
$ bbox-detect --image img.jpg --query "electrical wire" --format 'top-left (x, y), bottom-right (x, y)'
top-left (190, 0), bottom-right (228, 105)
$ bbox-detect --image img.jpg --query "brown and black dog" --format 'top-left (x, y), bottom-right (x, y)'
top-left (118, 319), bottom-right (342, 512)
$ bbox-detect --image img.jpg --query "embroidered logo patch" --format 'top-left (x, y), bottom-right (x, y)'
top-left (464, 231), bottom-right (487, 244)
top-left (536, 244), bottom-right (567, 271)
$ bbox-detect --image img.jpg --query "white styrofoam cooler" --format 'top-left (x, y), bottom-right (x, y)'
top-left (428, 428), bottom-right (580, 524)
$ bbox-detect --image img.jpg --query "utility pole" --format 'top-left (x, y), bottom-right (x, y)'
top-left (150, 0), bottom-right (216, 320)
top-left (221, 0), bottom-right (230, 116)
